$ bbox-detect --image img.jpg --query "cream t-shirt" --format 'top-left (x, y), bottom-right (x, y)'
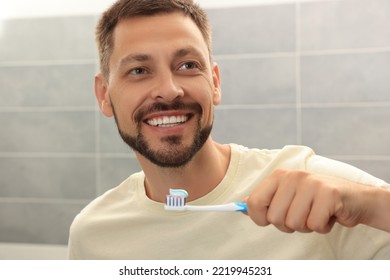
top-left (68, 144), bottom-right (390, 259)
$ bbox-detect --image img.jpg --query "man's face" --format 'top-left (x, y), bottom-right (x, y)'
top-left (97, 12), bottom-right (221, 168)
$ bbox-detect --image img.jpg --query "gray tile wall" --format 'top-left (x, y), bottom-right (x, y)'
top-left (209, 0), bottom-right (390, 181)
top-left (0, 16), bottom-right (100, 245)
top-left (0, 0), bottom-right (389, 247)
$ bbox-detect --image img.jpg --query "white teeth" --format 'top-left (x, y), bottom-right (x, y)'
top-left (147, 115), bottom-right (188, 127)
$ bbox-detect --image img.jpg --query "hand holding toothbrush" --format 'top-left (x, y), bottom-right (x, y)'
top-left (165, 169), bottom-right (390, 234)
top-left (244, 169), bottom-right (390, 233)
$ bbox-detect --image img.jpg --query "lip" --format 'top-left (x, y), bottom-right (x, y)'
top-left (144, 110), bottom-right (192, 124)
top-left (142, 110), bottom-right (194, 134)
top-left (147, 115), bottom-right (189, 127)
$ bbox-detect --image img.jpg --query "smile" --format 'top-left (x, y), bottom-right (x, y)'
top-left (146, 115), bottom-right (189, 127)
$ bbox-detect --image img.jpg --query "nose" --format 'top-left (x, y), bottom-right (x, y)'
top-left (151, 71), bottom-right (184, 102)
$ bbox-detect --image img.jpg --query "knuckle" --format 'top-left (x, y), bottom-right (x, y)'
top-left (285, 218), bottom-right (301, 232)
top-left (306, 220), bottom-right (331, 234)
top-left (266, 211), bottom-right (282, 227)
top-left (246, 196), bottom-right (268, 227)
top-left (246, 196), bottom-right (260, 215)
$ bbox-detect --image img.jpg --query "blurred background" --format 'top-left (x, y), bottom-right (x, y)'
top-left (0, 0), bottom-right (389, 259)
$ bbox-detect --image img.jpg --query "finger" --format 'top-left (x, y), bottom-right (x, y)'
top-left (246, 175), bottom-right (278, 227)
top-left (285, 187), bottom-right (314, 233)
top-left (247, 169), bottom-right (297, 233)
top-left (266, 179), bottom-right (297, 233)
top-left (306, 191), bottom-right (337, 233)
top-left (241, 197), bottom-right (249, 216)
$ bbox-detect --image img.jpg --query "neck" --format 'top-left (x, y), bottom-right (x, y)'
top-left (136, 139), bottom-right (230, 203)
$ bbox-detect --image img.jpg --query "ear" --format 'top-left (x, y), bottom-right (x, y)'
top-left (211, 63), bottom-right (222, 106)
top-left (95, 73), bottom-right (114, 117)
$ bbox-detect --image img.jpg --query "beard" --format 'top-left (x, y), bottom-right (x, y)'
top-left (111, 101), bottom-right (213, 168)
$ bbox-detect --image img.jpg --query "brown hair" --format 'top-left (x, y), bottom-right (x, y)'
top-left (96, 0), bottom-right (212, 79)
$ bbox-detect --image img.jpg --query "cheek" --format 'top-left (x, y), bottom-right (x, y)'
top-left (196, 90), bottom-right (217, 125)
top-left (184, 78), bottom-right (217, 120)
top-left (109, 84), bottom-right (146, 124)
top-left (107, 100), bottom-right (135, 135)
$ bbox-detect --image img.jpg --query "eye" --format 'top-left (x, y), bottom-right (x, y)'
top-left (128, 67), bottom-right (148, 75)
top-left (178, 61), bottom-right (200, 71)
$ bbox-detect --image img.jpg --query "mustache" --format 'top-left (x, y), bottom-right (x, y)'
top-left (134, 101), bottom-right (202, 123)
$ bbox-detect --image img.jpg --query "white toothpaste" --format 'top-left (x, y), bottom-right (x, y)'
top-left (169, 188), bottom-right (188, 198)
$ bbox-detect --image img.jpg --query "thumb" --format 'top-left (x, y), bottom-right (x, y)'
top-left (241, 196), bottom-right (249, 215)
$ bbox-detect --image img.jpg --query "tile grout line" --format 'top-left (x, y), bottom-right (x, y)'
top-left (323, 155), bottom-right (390, 161)
top-left (0, 59), bottom-right (96, 67)
top-left (0, 107), bottom-right (96, 112)
top-left (0, 152), bottom-right (138, 158)
top-left (94, 60), bottom-right (101, 198)
top-left (216, 102), bottom-right (390, 110)
top-left (0, 197), bottom-right (92, 205)
top-left (301, 102), bottom-right (390, 108)
top-left (295, 2), bottom-right (303, 146)
top-left (212, 47), bottom-right (390, 61)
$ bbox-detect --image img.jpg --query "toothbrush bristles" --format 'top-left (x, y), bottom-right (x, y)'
top-left (166, 195), bottom-right (185, 207)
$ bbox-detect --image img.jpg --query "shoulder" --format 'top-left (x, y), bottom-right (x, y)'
top-left (79, 171), bottom-right (143, 216)
top-left (69, 171), bottom-right (144, 234)
top-left (230, 143), bottom-right (315, 169)
top-left (230, 143), bottom-right (388, 187)
top-left (68, 171), bottom-right (144, 259)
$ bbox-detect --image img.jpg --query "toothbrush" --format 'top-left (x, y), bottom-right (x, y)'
top-left (164, 189), bottom-right (247, 212)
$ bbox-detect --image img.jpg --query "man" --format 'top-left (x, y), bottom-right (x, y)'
top-left (68, 0), bottom-right (390, 259)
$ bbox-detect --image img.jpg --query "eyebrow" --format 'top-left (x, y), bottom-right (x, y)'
top-left (173, 46), bottom-right (206, 61)
top-left (118, 53), bottom-right (152, 69)
top-left (118, 47), bottom-right (207, 70)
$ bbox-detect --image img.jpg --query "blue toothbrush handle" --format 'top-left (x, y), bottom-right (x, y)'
top-left (234, 202), bottom-right (247, 212)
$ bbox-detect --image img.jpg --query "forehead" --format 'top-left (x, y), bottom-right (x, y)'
top-left (111, 12), bottom-right (209, 64)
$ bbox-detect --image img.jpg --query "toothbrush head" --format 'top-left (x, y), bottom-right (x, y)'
top-left (164, 189), bottom-right (188, 211)
top-left (164, 188), bottom-right (247, 212)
